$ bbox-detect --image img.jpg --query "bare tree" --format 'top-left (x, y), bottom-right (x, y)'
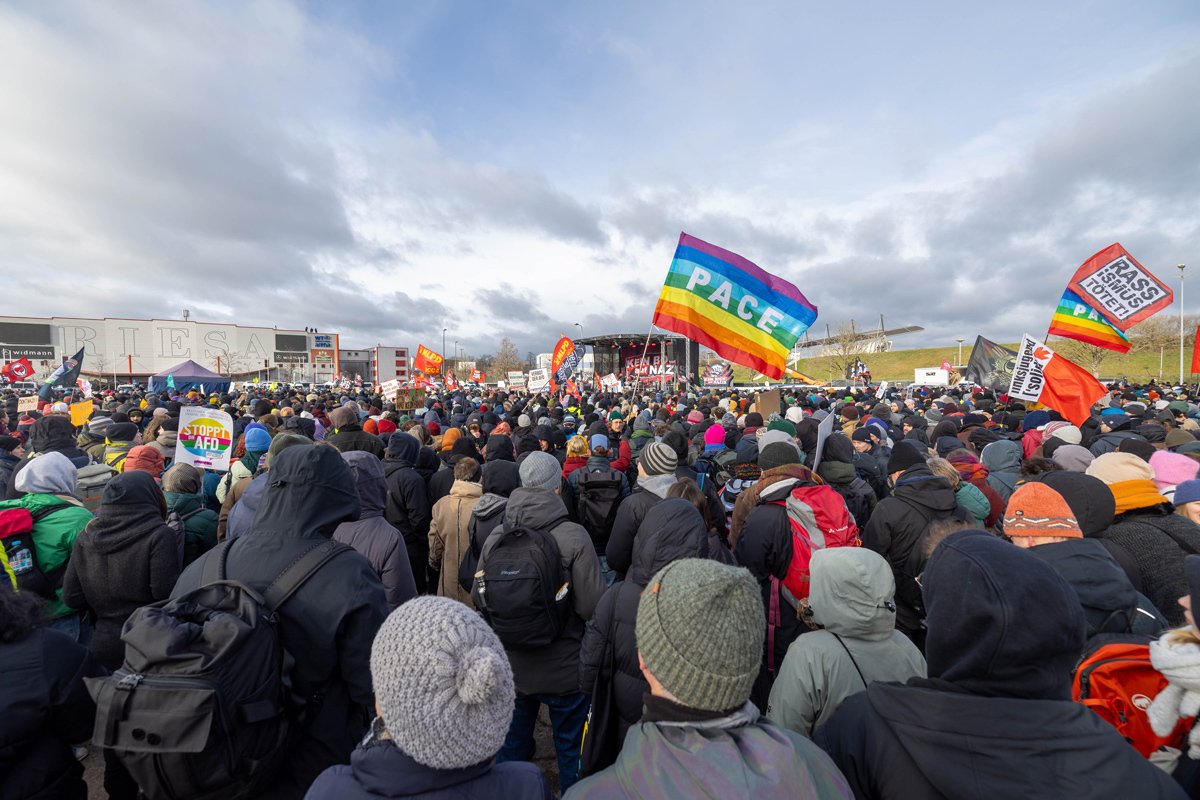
top-left (1128, 315), bottom-right (1198, 379)
top-left (489, 338), bottom-right (524, 377)
top-left (1048, 337), bottom-right (1111, 378)
top-left (822, 322), bottom-right (868, 381)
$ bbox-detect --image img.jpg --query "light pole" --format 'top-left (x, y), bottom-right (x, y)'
top-left (1180, 264), bottom-right (1188, 385)
top-left (442, 328), bottom-right (447, 372)
top-left (453, 340), bottom-right (457, 372)
top-left (955, 337), bottom-right (964, 366)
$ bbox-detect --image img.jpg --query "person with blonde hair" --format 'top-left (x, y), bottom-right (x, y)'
top-left (927, 457), bottom-right (990, 526)
top-left (561, 435), bottom-right (590, 480)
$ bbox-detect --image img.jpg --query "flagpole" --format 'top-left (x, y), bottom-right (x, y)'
top-left (636, 321), bottom-right (656, 396)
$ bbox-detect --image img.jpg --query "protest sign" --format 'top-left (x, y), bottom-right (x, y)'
top-left (175, 407), bottom-right (234, 471)
top-left (527, 368), bottom-right (550, 392)
top-left (17, 396), bottom-right (38, 413)
top-left (69, 400), bottom-right (93, 427)
top-left (811, 408), bottom-right (837, 472)
top-left (1067, 243), bottom-right (1173, 331)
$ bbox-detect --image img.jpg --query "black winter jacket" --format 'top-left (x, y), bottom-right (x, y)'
top-left (604, 474), bottom-right (679, 577)
top-left (1090, 507), bottom-right (1200, 627)
top-left (382, 454), bottom-right (433, 595)
top-left (579, 500), bottom-right (709, 760)
top-left (0, 627), bottom-right (105, 800)
top-left (334, 451), bottom-right (418, 611)
top-left (861, 466), bottom-right (957, 643)
top-left (326, 423), bottom-right (385, 459)
top-left (171, 446), bottom-right (388, 799)
top-left (61, 473), bottom-right (181, 670)
top-left (817, 679), bottom-right (1185, 800)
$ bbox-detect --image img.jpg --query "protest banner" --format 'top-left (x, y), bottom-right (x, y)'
top-left (414, 344), bottom-right (444, 374)
top-left (1007, 334), bottom-right (1106, 425)
top-left (527, 368), bottom-right (550, 392)
top-left (174, 407), bottom-right (234, 471)
top-left (69, 400), bottom-right (93, 427)
top-left (17, 396), bottom-right (38, 413)
top-left (507, 370), bottom-right (526, 389)
top-left (811, 407), bottom-right (837, 472)
top-left (1067, 243), bottom-right (1173, 332)
top-left (756, 388), bottom-right (781, 418)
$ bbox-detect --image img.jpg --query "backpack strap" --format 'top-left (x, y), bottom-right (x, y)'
top-left (201, 539), bottom-right (235, 584)
top-left (767, 576), bottom-right (780, 675)
top-left (831, 633), bottom-right (868, 689)
top-left (262, 540), bottom-right (352, 612)
top-left (29, 503), bottom-right (74, 523)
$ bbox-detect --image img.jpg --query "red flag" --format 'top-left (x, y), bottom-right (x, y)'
top-left (445, 371), bottom-right (459, 390)
top-left (1067, 243), bottom-right (1174, 332)
top-left (413, 345), bottom-right (443, 375)
top-left (940, 359), bottom-right (953, 372)
top-left (1, 357), bottom-right (33, 381)
top-left (1192, 324), bottom-right (1200, 376)
top-left (469, 369), bottom-right (485, 383)
top-left (1008, 334), bottom-right (1107, 426)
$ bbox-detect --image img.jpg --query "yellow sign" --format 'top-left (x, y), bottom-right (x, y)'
top-left (69, 400), bottom-right (94, 427)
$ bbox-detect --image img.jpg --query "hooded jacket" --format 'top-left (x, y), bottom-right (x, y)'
top-left (861, 464), bottom-right (957, 642)
top-left (0, 452), bottom-right (93, 620)
top-left (979, 439), bottom-right (1022, 502)
top-left (171, 445), bottom-right (388, 798)
top-left (476, 487), bottom-right (604, 696)
top-left (428, 479), bottom-right (483, 606)
top-left (145, 426), bottom-right (178, 465)
top-left (767, 548), bottom-right (926, 737)
top-left (1090, 507), bottom-right (1200, 627)
top-left (0, 620), bottom-right (106, 800)
top-left (5, 416), bottom-right (91, 499)
top-left (604, 473), bottom-right (678, 577)
top-left (306, 730), bottom-right (551, 800)
top-left (381, 433), bottom-right (434, 594)
top-left (326, 420), bottom-right (385, 459)
top-left (568, 702), bottom-right (853, 800)
top-left (579, 500), bottom-right (709, 753)
top-left (334, 451), bottom-right (418, 611)
top-left (60, 472), bottom-right (180, 669)
top-left (816, 530), bottom-right (1184, 800)
top-left (164, 489), bottom-right (218, 566)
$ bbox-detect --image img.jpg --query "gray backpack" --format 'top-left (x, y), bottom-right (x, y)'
top-left (76, 463), bottom-right (119, 512)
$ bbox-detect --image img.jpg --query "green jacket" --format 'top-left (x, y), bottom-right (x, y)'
top-left (0, 493), bottom-right (93, 619)
top-left (165, 491), bottom-right (219, 566)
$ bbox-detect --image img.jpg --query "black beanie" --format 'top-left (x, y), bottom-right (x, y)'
top-left (758, 441), bottom-right (802, 471)
top-left (887, 440), bottom-right (928, 474)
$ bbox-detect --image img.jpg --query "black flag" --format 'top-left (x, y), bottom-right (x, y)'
top-left (39, 347), bottom-right (85, 400)
top-left (965, 336), bottom-right (1017, 392)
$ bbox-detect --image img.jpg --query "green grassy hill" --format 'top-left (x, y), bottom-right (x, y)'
top-left (731, 343), bottom-right (1173, 384)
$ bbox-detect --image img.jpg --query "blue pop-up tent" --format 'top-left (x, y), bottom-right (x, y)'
top-left (147, 360), bottom-right (230, 395)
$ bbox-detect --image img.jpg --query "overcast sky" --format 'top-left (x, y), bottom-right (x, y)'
top-left (2, 1), bottom-right (1197, 357)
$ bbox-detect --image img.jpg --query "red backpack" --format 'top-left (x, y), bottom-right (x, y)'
top-left (764, 479), bottom-right (861, 601)
top-left (1073, 638), bottom-right (1192, 758)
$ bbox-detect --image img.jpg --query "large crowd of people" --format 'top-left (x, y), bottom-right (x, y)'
top-left (3, 376), bottom-right (1200, 798)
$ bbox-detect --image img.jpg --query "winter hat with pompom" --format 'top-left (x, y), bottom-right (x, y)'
top-left (370, 596), bottom-right (515, 770)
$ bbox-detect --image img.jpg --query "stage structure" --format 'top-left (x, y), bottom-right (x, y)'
top-left (574, 333), bottom-right (701, 386)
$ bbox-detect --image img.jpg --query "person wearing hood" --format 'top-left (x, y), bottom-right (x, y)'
top-left (61, 471), bottom-right (180, 670)
top-left (144, 416), bottom-right (179, 466)
top-left (815, 530), bottom-right (1184, 799)
top-left (816, 432), bottom-right (876, 527)
top-left (661, 429), bottom-right (728, 539)
top-left (334, 450), bottom-right (417, 611)
top-left (306, 597), bottom-right (551, 800)
top-left (475, 451), bottom-right (604, 792)
top-left (456, 459), bottom-right (522, 594)
top-left (568, 559), bottom-right (853, 799)
top-left (578, 499), bottom-right (713, 772)
top-left (0, 435), bottom-right (22, 490)
top-left (124, 444), bottom-right (165, 481)
top-left (862, 440), bottom-right (958, 650)
top-left (222, 433), bottom-right (312, 543)
top-left (627, 415), bottom-right (655, 468)
top-left (767, 548), bottom-right (926, 737)
top-left (326, 403), bottom-right (385, 459)
top-left (979, 438), bottom-right (1022, 502)
top-left (0, 577), bottom-right (107, 800)
top-left (1089, 411), bottom-right (1147, 456)
top-left (161, 463), bottom-right (218, 566)
top-left (604, 442), bottom-right (680, 578)
top-left (5, 415), bottom-right (92, 499)
top-left (171, 445), bottom-right (388, 799)
top-left (428, 457), bottom-right (483, 607)
top-left (382, 431), bottom-right (434, 595)
top-left (1085, 452), bottom-right (1200, 627)
top-left (217, 423), bottom-right (271, 506)
top-left (1005, 480), bottom-right (1166, 642)
top-left (0, 451), bottom-right (94, 641)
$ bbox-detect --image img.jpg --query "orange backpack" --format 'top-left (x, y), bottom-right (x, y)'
top-left (1073, 639), bottom-right (1192, 758)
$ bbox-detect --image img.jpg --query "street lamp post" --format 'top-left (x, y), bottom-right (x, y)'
top-left (1180, 265), bottom-right (1187, 385)
top-left (955, 337), bottom-right (964, 367)
top-left (442, 328), bottom-right (447, 372)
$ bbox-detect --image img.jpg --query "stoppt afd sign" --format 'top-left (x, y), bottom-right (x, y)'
top-left (175, 407), bottom-right (234, 471)
top-left (1068, 243), bottom-right (1173, 331)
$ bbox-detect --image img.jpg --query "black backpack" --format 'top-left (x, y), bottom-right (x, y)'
top-left (473, 524), bottom-right (571, 650)
top-left (85, 539), bottom-right (351, 800)
top-left (576, 469), bottom-right (624, 547)
top-left (0, 503), bottom-right (72, 599)
top-left (694, 449), bottom-right (736, 492)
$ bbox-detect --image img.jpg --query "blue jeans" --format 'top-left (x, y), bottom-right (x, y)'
top-left (497, 691), bottom-right (590, 791)
top-left (598, 554), bottom-right (617, 588)
top-left (47, 611), bottom-right (92, 647)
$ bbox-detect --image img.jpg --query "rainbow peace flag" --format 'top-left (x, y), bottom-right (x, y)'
top-left (652, 233), bottom-right (818, 379)
top-left (1048, 289), bottom-right (1131, 354)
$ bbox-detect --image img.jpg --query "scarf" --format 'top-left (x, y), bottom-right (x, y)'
top-left (1148, 635), bottom-right (1200, 758)
top-left (1109, 479), bottom-right (1170, 516)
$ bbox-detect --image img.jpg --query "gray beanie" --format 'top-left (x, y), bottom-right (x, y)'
top-left (370, 596), bottom-right (515, 770)
top-left (636, 559), bottom-right (763, 711)
top-left (88, 416), bottom-right (113, 435)
top-left (758, 441), bottom-right (803, 471)
top-left (519, 451), bottom-right (562, 490)
top-left (517, 413), bottom-right (532, 428)
top-left (640, 441), bottom-right (678, 476)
